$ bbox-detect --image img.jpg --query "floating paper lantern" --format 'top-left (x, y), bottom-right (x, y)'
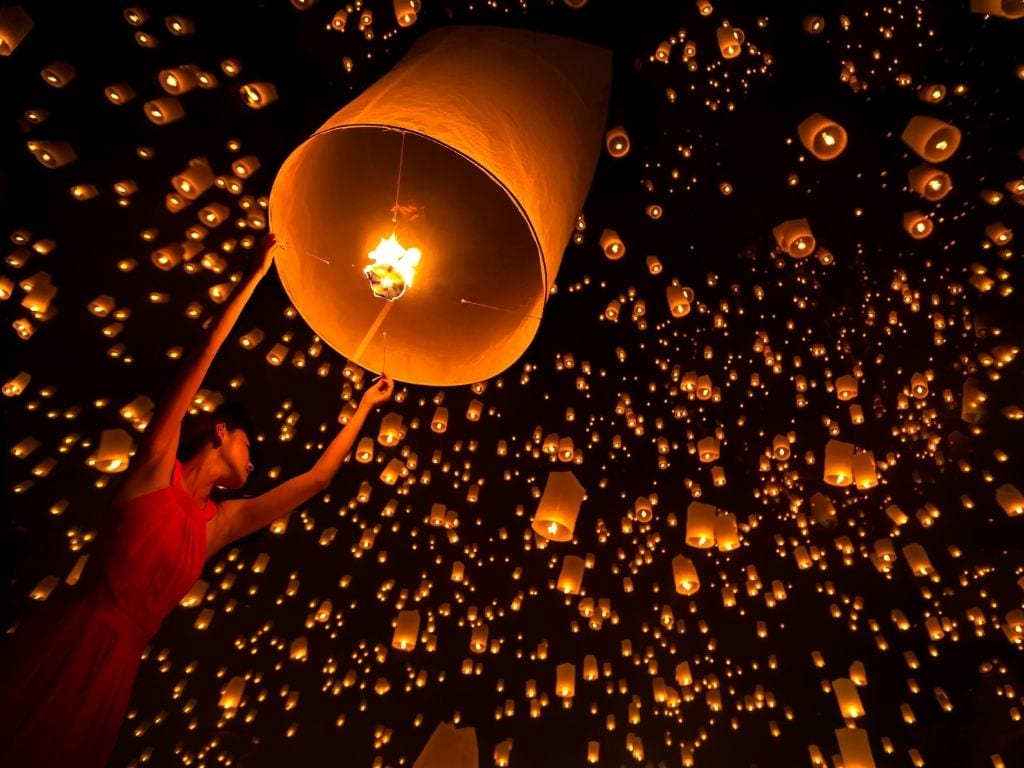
top-left (823, 439), bottom-right (855, 487)
top-left (772, 218), bottom-right (816, 257)
top-left (835, 727), bottom-right (877, 768)
top-left (413, 721), bottom-right (478, 768)
top-left (165, 15), bottom-right (195, 35)
top-left (902, 542), bottom-right (936, 577)
top-left (26, 141), bottom-right (75, 169)
top-left (797, 113), bottom-right (848, 160)
top-left (40, 60), bottom-right (75, 87)
top-left (809, 492), bottom-right (837, 527)
top-left (392, 609), bottom-right (420, 650)
top-left (270, 27), bottom-right (610, 385)
top-left (145, 96), bottom-right (185, 125)
top-left (240, 82), bottom-right (278, 109)
top-left (835, 374), bottom-right (858, 401)
top-left (672, 554), bottom-right (700, 595)
top-left (173, 160), bottom-right (214, 200)
top-left (532, 470), bottom-right (585, 542)
top-left (714, 512), bottom-right (739, 551)
top-left (556, 662), bottom-right (576, 698)
top-left (88, 428), bottom-right (134, 473)
top-left (557, 555), bottom-right (586, 594)
top-left (803, 15), bottom-right (825, 33)
top-left (996, 484), bottom-right (1023, 516)
top-left (985, 222), bottom-right (1013, 245)
top-left (908, 164), bottom-right (952, 200)
top-left (901, 116), bottom-right (961, 163)
top-left (394, 0), bottom-right (420, 27)
top-left (696, 436), bottom-right (720, 462)
top-left (716, 26), bottom-right (744, 59)
top-left (903, 210), bottom-right (933, 239)
top-left (599, 229), bottom-right (625, 260)
top-left (159, 66), bottom-right (199, 94)
top-left (0, 6), bottom-right (33, 56)
top-left (667, 285), bottom-right (692, 317)
top-left (605, 125), bottom-right (630, 158)
top-left (852, 450), bottom-right (877, 489)
top-left (232, 155), bottom-right (261, 179)
top-left (833, 678), bottom-right (865, 718)
top-left (970, 0), bottom-right (1024, 18)
top-left (685, 502), bottom-right (716, 548)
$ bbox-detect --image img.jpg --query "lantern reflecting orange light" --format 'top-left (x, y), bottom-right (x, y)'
top-left (797, 113), bottom-right (848, 160)
top-left (270, 27), bottom-right (611, 385)
top-left (557, 555), bottom-right (586, 594)
top-left (908, 164), bottom-right (952, 200)
top-left (672, 554), bottom-right (700, 595)
top-left (824, 439), bottom-right (855, 487)
top-left (532, 470), bottom-right (585, 542)
top-left (901, 115), bottom-right (961, 163)
top-left (685, 501), bottom-right (716, 548)
top-left (145, 96), bottom-right (185, 125)
top-left (0, 5), bottom-right (33, 55)
top-left (773, 218), bottom-right (816, 257)
top-left (412, 721), bottom-right (478, 768)
top-left (392, 609), bottom-right (420, 650)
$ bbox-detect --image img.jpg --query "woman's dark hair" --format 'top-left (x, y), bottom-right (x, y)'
top-left (177, 401), bottom-right (255, 462)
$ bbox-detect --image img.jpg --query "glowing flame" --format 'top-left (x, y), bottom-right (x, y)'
top-left (365, 233), bottom-right (421, 301)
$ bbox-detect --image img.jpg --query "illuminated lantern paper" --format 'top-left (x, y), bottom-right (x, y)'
top-left (672, 554), bottom-right (700, 595)
top-left (823, 439), bottom-right (855, 487)
top-left (901, 116), bottom-right (961, 163)
top-left (996, 484), bottom-right (1024, 516)
top-left (970, 0), bottom-right (1024, 19)
top-left (144, 96), bottom-right (185, 125)
top-left (685, 501), bottom-right (716, 548)
top-left (392, 609), bottom-right (420, 650)
top-left (852, 450), bottom-right (878, 489)
top-left (797, 113), bottom-right (848, 160)
top-left (835, 727), bottom-right (877, 768)
top-left (714, 512), bottom-right (739, 551)
top-left (716, 26), bottom-right (744, 58)
top-left (772, 218), bottom-right (816, 258)
top-left (556, 662), bottom-right (576, 698)
top-left (0, 6), bottom-right (33, 55)
top-left (833, 678), bottom-right (865, 718)
top-left (270, 27), bottom-right (611, 385)
top-left (240, 82), bottom-right (278, 109)
top-left (413, 722), bottom-right (478, 768)
top-left (88, 428), bottom-right (134, 473)
top-left (394, 0), bottom-right (420, 27)
top-left (903, 211), bottom-right (933, 239)
top-left (605, 125), bottom-right (630, 157)
top-left (532, 470), bottom-right (585, 542)
top-left (908, 164), bottom-right (952, 200)
top-left (557, 555), bottom-right (586, 594)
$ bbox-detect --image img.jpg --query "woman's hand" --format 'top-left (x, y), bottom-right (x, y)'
top-left (360, 373), bottom-right (394, 410)
top-left (249, 232), bottom-right (277, 278)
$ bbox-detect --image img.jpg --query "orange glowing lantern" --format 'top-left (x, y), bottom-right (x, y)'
top-left (0, 6), bottom-right (33, 56)
top-left (908, 164), bottom-right (952, 200)
top-left (773, 218), bottom-right (816, 258)
top-left (412, 721), bottom-right (478, 768)
top-left (685, 501), bottom-right (717, 548)
top-left (824, 439), bottom-right (855, 487)
top-left (557, 555), bottom-right (586, 594)
top-left (532, 470), bottom-right (586, 542)
top-left (392, 609), bottom-right (420, 650)
top-left (716, 26), bottom-right (744, 59)
top-left (901, 116), bottom-right (961, 163)
top-left (672, 554), bottom-right (700, 595)
top-left (797, 114), bottom-right (848, 160)
top-left (269, 27), bottom-right (611, 385)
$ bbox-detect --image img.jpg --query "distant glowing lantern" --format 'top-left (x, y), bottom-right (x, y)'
top-left (802, 15), bottom-right (825, 34)
top-left (173, 160), bottom-right (214, 200)
top-left (901, 116), bottom-right (961, 163)
top-left (835, 374), bottom-right (858, 400)
top-left (88, 428), bottom-right (134, 473)
top-left (557, 555), bottom-right (586, 594)
top-left (392, 609), bottom-right (420, 650)
top-left (685, 502), bottom-right (717, 548)
top-left (716, 26), bottom-right (744, 59)
top-left (772, 218), bottom-right (816, 257)
top-left (714, 512), bottom-right (739, 551)
top-left (144, 96), bottom-right (185, 125)
top-left (672, 554), bottom-right (700, 595)
top-left (908, 164), bottom-right (952, 200)
top-left (996, 484), bottom-right (1024, 516)
top-left (532, 470), bottom-right (586, 542)
top-left (903, 210), bottom-right (934, 239)
top-left (605, 125), bottom-right (630, 157)
top-left (556, 662), bottom-right (576, 698)
top-left (824, 439), bottom-right (855, 487)
top-left (599, 229), bottom-right (625, 260)
top-left (269, 27), bottom-right (610, 385)
top-left (240, 82), bottom-right (278, 109)
top-left (835, 727), bottom-right (877, 768)
top-left (852, 450), bottom-right (878, 489)
top-left (27, 141), bottom-right (76, 169)
top-left (40, 60), bottom-right (75, 87)
top-left (0, 6), bottom-right (33, 55)
top-left (797, 113), bottom-right (848, 160)
top-left (394, 0), bottom-right (420, 27)
top-left (159, 67), bottom-right (199, 94)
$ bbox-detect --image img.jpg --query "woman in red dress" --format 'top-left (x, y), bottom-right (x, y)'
top-left (0, 234), bottom-right (393, 767)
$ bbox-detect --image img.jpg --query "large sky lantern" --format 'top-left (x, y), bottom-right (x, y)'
top-left (532, 470), bottom-right (586, 542)
top-left (269, 26), bottom-right (612, 386)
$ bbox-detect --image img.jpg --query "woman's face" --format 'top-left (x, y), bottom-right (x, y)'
top-left (218, 425), bottom-right (254, 489)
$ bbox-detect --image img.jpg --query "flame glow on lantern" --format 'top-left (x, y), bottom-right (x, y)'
top-left (364, 233), bottom-right (422, 301)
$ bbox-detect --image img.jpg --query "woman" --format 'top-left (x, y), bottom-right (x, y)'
top-left (0, 233), bottom-right (393, 767)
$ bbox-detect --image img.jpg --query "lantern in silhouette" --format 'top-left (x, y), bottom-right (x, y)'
top-left (413, 722), bottom-right (478, 768)
top-left (269, 27), bottom-right (611, 386)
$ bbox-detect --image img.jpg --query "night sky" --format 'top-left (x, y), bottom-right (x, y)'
top-left (2, 1), bottom-right (1023, 766)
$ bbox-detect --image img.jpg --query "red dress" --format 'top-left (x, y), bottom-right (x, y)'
top-left (0, 461), bottom-right (216, 768)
